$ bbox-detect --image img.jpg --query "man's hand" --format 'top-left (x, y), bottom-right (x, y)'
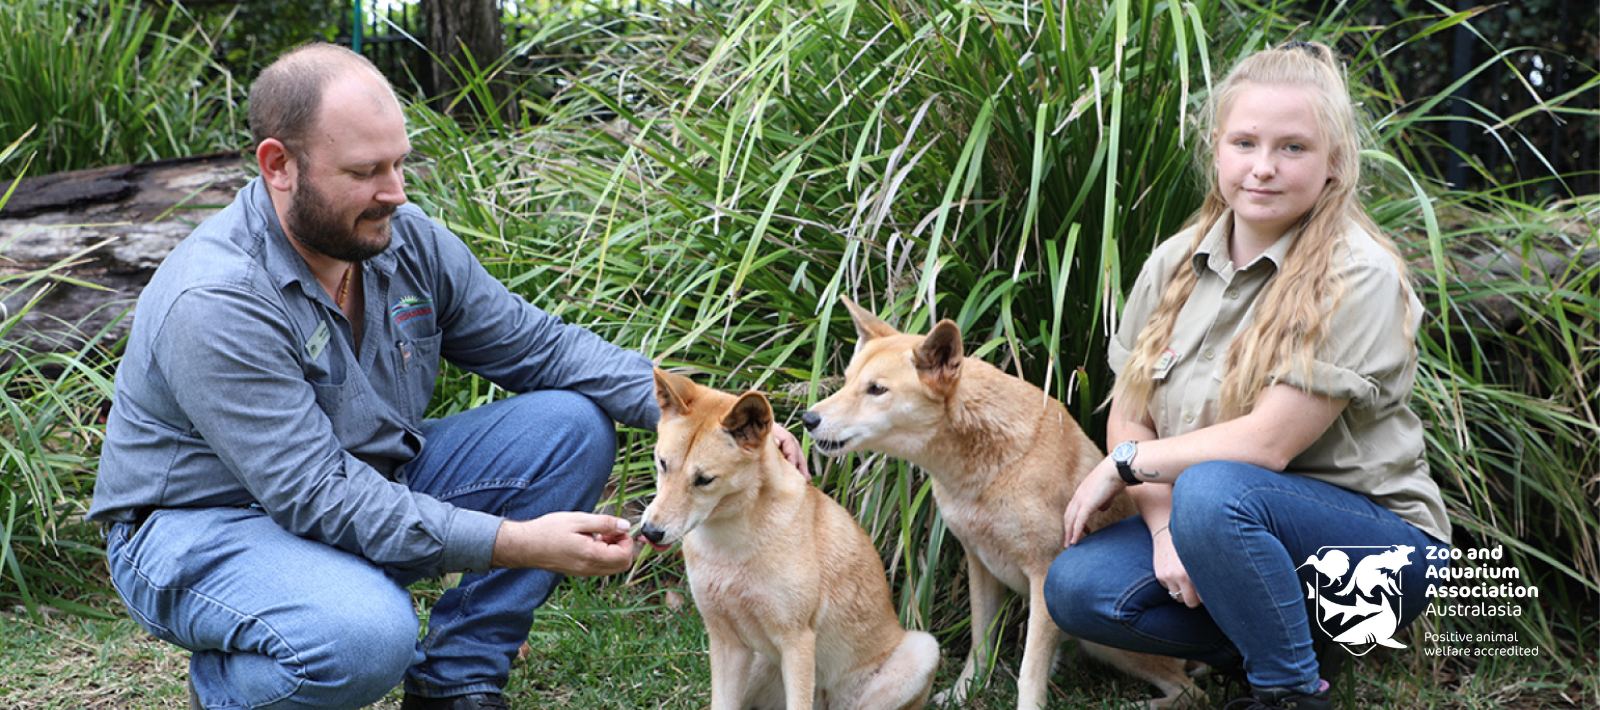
top-left (772, 426), bottom-right (810, 477)
top-left (490, 512), bottom-right (636, 576)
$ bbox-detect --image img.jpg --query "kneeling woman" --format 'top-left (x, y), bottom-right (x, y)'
top-left (1046, 41), bottom-right (1451, 710)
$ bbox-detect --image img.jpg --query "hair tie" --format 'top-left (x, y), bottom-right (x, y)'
top-left (1282, 40), bottom-right (1323, 58)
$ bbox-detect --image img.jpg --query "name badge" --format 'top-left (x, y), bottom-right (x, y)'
top-left (1153, 348), bottom-right (1180, 381)
top-left (306, 321), bottom-right (331, 361)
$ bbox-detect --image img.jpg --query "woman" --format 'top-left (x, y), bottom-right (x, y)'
top-left (1044, 41), bottom-right (1451, 710)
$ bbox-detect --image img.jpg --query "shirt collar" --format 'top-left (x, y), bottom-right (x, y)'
top-left (1190, 209), bottom-right (1300, 278)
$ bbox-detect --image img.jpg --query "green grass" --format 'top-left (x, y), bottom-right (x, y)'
top-left (0, 575), bottom-right (1593, 709)
top-left (0, 611), bottom-right (189, 709)
top-left (0, 235), bottom-right (122, 620)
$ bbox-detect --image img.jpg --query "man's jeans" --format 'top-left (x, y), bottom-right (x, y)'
top-left (106, 390), bottom-right (618, 709)
top-left (1044, 461), bottom-right (1447, 696)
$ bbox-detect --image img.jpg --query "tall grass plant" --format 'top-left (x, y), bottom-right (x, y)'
top-left (0, 0), bottom-right (241, 181)
top-left (0, 136), bottom-right (121, 618)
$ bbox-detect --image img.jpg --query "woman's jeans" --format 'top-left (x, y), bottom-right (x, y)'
top-left (105, 391), bottom-right (617, 709)
top-left (1044, 461), bottom-right (1448, 696)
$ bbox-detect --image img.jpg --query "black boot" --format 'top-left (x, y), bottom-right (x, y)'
top-left (400, 692), bottom-right (511, 710)
top-left (1223, 681), bottom-right (1333, 710)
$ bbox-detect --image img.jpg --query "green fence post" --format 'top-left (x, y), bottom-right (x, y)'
top-left (351, 0), bottom-right (363, 54)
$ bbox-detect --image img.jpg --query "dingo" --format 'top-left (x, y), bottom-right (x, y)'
top-left (639, 367), bottom-right (940, 710)
top-left (802, 298), bottom-right (1199, 710)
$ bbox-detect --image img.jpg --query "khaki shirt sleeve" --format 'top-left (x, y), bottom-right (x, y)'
top-left (1110, 232), bottom-right (1191, 377)
top-left (1108, 263), bottom-right (1156, 376)
top-left (1279, 242), bottom-right (1419, 410)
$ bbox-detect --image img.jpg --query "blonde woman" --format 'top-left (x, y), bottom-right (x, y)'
top-left (1045, 41), bottom-right (1451, 710)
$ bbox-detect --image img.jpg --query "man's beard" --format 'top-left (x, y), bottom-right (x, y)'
top-left (285, 169), bottom-right (395, 263)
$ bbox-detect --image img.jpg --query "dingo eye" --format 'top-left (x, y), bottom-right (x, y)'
top-left (866, 382), bottom-right (887, 396)
top-left (693, 473), bottom-right (715, 487)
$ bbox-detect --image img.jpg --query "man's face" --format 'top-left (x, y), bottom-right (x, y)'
top-left (283, 73), bottom-right (411, 262)
top-left (285, 159), bottom-right (397, 262)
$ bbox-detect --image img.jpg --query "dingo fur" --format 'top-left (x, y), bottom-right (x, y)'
top-left (640, 367), bottom-right (940, 710)
top-left (802, 298), bottom-right (1200, 710)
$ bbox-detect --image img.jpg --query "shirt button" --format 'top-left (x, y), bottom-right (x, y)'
top-left (1183, 413), bottom-right (1195, 424)
top-left (1203, 348), bottom-right (1216, 360)
top-left (1226, 288), bottom-right (1240, 299)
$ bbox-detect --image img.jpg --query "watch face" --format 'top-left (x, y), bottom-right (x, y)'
top-left (1113, 441), bottom-right (1136, 463)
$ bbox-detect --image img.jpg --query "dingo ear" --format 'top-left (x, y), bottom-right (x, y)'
top-left (915, 319), bottom-right (964, 394)
top-left (841, 295), bottom-right (901, 342)
top-left (654, 367), bottom-right (698, 419)
top-left (722, 391), bottom-right (773, 452)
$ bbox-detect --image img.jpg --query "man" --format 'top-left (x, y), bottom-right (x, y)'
top-left (88, 43), bottom-right (804, 710)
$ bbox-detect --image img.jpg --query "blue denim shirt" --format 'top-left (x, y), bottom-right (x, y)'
top-left (88, 178), bottom-right (660, 575)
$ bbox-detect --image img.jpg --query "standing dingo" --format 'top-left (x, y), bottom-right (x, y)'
top-left (640, 367), bottom-right (940, 710)
top-left (802, 298), bottom-right (1199, 710)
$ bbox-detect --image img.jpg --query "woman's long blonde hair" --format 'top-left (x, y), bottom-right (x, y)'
top-left (1114, 40), bottom-right (1412, 421)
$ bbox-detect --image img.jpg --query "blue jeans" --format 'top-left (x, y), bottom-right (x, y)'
top-left (105, 390), bottom-right (618, 709)
top-left (1044, 461), bottom-right (1447, 695)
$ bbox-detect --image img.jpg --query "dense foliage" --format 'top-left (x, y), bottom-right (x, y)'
top-left (0, 0), bottom-right (241, 181)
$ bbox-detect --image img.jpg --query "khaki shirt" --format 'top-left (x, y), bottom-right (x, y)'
top-left (1109, 213), bottom-right (1451, 543)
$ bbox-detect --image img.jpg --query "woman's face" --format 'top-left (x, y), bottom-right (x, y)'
top-left (1214, 83), bottom-right (1333, 245)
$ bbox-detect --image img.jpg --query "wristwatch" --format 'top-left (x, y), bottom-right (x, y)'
top-left (1112, 440), bottom-right (1142, 485)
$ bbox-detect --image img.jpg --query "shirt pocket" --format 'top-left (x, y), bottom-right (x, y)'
top-left (394, 332), bottom-right (443, 420)
top-left (305, 337), bottom-right (351, 418)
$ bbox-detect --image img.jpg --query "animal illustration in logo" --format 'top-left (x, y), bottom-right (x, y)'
top-left (1299, 545), bottom-right (1414, 654)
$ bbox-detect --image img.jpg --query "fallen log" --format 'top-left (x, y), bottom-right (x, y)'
top-left (1, 152), bottom-right (250, 361)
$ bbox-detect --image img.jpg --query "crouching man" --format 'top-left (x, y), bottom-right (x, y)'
top-left (87, 42), bottom-right (802, 710)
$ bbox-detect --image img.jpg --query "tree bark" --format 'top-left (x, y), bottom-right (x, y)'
top-left (421, 0), bottom-right (511, 125)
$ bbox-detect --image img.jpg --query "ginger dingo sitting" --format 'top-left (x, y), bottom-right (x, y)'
top-left (639, 367), bottom-right (940, 710)
top-left (802, 298), bottom-right (1199, 710)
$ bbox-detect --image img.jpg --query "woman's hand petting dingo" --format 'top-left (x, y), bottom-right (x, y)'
top-left (491, 512), bottom-right (636, 576)
top-left (1062, 456), bottom-right (1126, 547)
top-left (773, 426), bottom-right (811, 477)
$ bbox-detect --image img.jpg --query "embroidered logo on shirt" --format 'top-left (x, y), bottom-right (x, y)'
top-left (390, 297), bottom-right (435, 329)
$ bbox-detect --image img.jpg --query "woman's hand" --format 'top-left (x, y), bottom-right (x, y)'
top-left (1063, 456), bottom-right (1127, 547)
top-left (1152, 527), bottom-right (1203, 607)
top-left (772, 426), bottom-right (810, 477)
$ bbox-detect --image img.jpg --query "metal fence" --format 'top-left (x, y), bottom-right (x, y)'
top-left (1349, 1), bottom-right (1597, 200)
top-left (332, 1), bottom-right (554, 100)
top-left (335, 1), bottom-right (434, 96)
